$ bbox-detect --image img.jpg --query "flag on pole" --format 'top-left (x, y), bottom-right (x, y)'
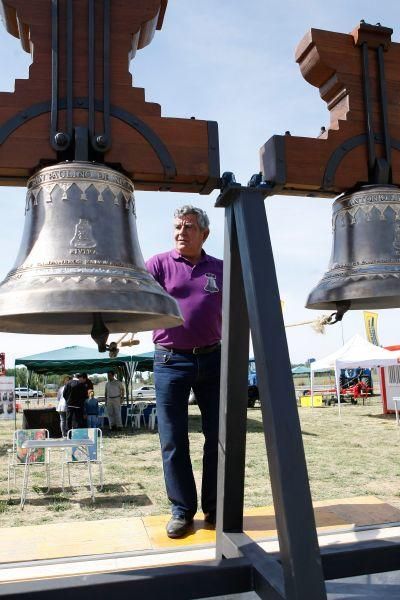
top-left (363, 311), bottom-right (379, 346)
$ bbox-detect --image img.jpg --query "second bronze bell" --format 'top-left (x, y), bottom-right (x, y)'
top-left (307, 185), bottom-right (400, 312)
top-left (0, 162), bottom-right (183, 340)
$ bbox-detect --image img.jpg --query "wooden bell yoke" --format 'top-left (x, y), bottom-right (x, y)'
top-left (0, 0), bottom-right (219, 193)
top-left (261, 21), bottom-right (400, 196)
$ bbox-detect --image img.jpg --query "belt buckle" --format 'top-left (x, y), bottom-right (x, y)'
top-left (192, 346), bottom-right (201, 355)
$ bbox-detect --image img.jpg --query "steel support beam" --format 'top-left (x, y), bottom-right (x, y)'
top-left (215, 183), bottom-right (327, 599)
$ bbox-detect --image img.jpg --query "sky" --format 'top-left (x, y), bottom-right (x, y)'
top-left (0, 0), bottom-right (399, 367)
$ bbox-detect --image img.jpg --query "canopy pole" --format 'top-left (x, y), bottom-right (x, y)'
top-left (13, 357), bottom-right (17, 432)
top-left (310, 369), bottom-right (314, 410)
top-left (335, 363), bottom-right (342, 417)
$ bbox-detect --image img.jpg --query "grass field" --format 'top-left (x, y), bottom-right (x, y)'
top-left (0, 398), bottom-right (399, 529)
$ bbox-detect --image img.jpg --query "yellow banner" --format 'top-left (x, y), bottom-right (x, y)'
top-left (364, 311), bottom-right (379, 346)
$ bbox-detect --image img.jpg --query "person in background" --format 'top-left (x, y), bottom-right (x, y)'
top-left (82, 373), bottom-right (94, 393)
top-left (105, 371), bottom-right (124, 431)
top-left (146, 205), bottom-right (223, 538)
top-left (63, 373), bottom-right (87, 430)
top-left (85, 390), bottom-right (99, 428)
top-left (56, 375), bottom-right (71, 437)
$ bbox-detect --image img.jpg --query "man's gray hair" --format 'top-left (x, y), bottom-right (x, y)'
top-left (174, 205), bottom-right (210, 231)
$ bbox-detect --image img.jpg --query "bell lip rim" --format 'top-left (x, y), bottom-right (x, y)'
top-left (306, 296), bottom-right (400, 310)
top-left (0, 311), bottom-right (183, 335)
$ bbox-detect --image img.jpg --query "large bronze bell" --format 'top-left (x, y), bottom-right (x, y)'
top-left (307, 185), bottom-right (400, 311)
top-left (0, 162), bottom-right (183, 344)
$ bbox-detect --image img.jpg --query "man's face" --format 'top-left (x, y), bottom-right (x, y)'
top-left (108, 373), bottom-right (113, 381)
top-left (174, 213), bottom-right (209, 260)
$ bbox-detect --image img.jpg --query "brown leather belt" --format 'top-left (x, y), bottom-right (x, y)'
top-left (155, 342), bottom-right (221, 355)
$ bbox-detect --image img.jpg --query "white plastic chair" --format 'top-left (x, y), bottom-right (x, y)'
top-left (62, 428), bottom-right (103, 495)
top-left (7, 429), bottom-right (50, 502)
top-left (394, 397), bottom-right (400, 425)
top-left (125, 403), bottom-right (134, 427)
top-left (148, 407), bottom-right (158, 431)
top-left (131, 401), bottom-right (148, 429)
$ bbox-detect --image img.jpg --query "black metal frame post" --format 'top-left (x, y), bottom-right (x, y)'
top-left (216, 202), bottom-right (249, 541)
top-left (216, 182), bottom-right (327, 599)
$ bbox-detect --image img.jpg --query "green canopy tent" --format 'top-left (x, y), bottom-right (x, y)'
top-left (291, 366), bottom-right (311, 375)
top-left (15, 345), bottom-right (135, 417)
top-left (15, 345), bottom-right (155, 404)
top-left (15, 346), bottom-right (156, 429)
top-left (15, 345), bottom-right (135, 376)
top-left (132, 351), bottom-right (154, 373)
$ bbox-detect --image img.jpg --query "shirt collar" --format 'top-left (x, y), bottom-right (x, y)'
top-left (170, 248), bottom-right (208, 264)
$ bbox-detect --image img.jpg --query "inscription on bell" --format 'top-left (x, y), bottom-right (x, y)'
top-left (70, 219), bottom-right (97, 252)
top-left (394, 224), bottom-right (400, 255)
top-left (29, 166), bottom-right (134, 195)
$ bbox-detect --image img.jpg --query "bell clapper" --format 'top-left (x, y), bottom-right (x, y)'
top-left (325, 301), bottom-right (351, 325)
top-left (91, 313), bottom-right (110, 353)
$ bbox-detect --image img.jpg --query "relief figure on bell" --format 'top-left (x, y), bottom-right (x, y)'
top-left (70, 218), bottom-right (97, 249)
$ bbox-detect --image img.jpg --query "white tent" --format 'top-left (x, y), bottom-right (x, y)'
top-left (310, 334), bottom-right (400, 414)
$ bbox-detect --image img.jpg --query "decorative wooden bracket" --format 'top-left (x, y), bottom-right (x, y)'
top-left (260, 21), bottom-right (400, 197)
top-left (0, 0), bottom-right (219, 193)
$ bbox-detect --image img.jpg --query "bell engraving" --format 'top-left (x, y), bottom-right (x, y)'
top-left (70, 218), bottom-right (96, 249)
top-left (393, 224), bottom-right (400, 254)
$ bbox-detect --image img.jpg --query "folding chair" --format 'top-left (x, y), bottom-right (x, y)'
top-left (7, 429), bottom-right (50, 503)
top-left (62, 428), bottom-right (103, 494)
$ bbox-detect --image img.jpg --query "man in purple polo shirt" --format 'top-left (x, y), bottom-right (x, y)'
top-left (146, 205), bottom-right (222, 538)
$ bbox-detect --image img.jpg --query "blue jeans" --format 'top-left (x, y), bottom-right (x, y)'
top-left (86, 415), bottom-right (98, 428)
top-left (154, 347), bottom-right (221, 519)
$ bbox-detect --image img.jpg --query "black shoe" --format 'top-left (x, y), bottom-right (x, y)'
top-left (166, 516), bottom-right (193, 539)
top-left (204, 512), bottom-right (216, 526)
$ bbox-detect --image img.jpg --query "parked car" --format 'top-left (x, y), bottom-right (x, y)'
top-left (132, 385), bottom-right (156, 399)
top-left (14, 387), bottom-right (42, 398)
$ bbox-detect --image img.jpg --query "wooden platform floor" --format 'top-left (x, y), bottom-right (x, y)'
top-left (1, 496), bottom-right (400, 583)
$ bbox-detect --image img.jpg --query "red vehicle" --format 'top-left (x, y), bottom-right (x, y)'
top-left (340, 380), bottom-right (372, 403)
top-left (304, 378), bottom-right (373, 405)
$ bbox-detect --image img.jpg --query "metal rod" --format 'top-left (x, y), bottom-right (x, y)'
top-left (216, 203), bottom-right (250, 553)
top-left (0, 99), bottom-right (178, 177)
top-left (233, 188), bottom-right (326, 599)
top-left (102, 0), bottom-right (111, 149)
top-left (88, 0), bottom-right (95, 139)
top-left (361, 42), bottom-right (376, 173)
top-left (50, 0), bottom-right (59, 145)
top-left (377, 44), bottom-right (392, 174)
top-left (66, 0), bottom-right (73, 140)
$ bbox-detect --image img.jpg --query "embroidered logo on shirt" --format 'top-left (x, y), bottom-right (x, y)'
top-left (204, 273), bottom-right (219, 293)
